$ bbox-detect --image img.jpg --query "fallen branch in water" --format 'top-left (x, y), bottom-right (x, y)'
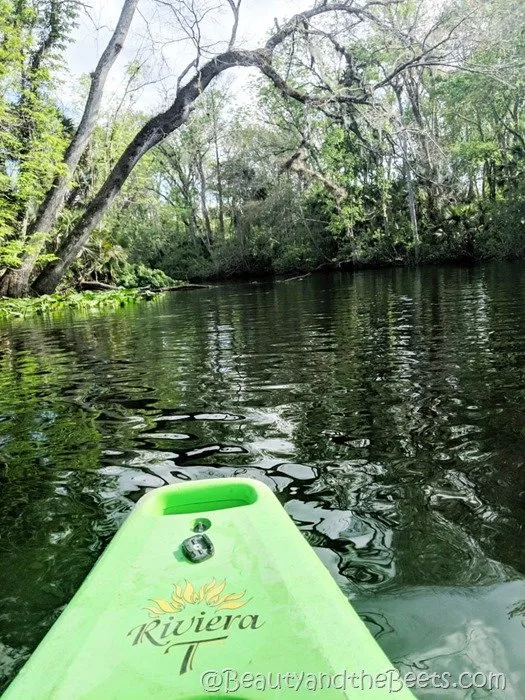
top-left (280, 272), bottom-right (312, 283)
top-left (156, 283), bottom-right (212, 292)
top-left (75, 281), bottom-right (211, 294)
top-left (78, 280), bottom-right (118, 291)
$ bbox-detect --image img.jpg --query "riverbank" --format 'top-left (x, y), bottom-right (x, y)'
top-left (182, 228), bottom-right (525, 284)
top-left (1, 255), bottom-right (520, 320)
top-left (0, 288), bottom-right (166, 321)
top-left (187, 247), bottom-right (524, 286)
top-left (0, 282), bottom-right (219, 321)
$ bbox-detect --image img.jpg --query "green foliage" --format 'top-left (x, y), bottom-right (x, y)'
top-left (0, 238), bottom-right (25, 268)
top-left (0, 289), bottom-right (164, 321)
top-left (1, 0), bottom-right (525, 293)
top-left (114, 262), bottom-right (175, 288)
top-left (0, 0), bottom-right (76, 268)
top-left (476, 193), bottom-right (525, 259)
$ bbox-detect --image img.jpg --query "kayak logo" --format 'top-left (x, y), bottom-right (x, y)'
top-left (127, 579), bottom-right (263, 674)
top-left (146, 579), bottom-right (249, 617)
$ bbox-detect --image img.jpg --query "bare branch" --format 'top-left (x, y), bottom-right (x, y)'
top-left (225, 0), bottom-right (242, 50)
top-left (265, 0), bottom-right (402, 51)
top-left (258, 59), bottom-right (369, 107)
top-left (177, 58), bottom-right (198, 91)
top-left (374, 13), bottom-right (472, 90)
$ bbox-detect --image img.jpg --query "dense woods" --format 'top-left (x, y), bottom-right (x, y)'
top-left (0, 0), bottom-right (524, 296)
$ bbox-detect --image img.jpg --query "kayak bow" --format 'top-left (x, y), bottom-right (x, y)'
top-left (5, 478), bottom-right (415, 698)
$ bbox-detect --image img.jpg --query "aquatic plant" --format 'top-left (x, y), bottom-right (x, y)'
top-left (0, 289), bottom-right (165, 321)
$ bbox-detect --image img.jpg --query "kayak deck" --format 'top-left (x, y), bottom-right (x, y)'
top-left (5, 478), bottom-right (414, 698)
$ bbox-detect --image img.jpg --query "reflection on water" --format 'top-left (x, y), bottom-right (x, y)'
top-left (354, 581), bottom-right (525, 698)
top-left (0, 264), bottom-right (524, 695)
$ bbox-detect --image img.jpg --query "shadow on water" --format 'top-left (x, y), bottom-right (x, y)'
top-left (0, 263), bottom-right (524, 695)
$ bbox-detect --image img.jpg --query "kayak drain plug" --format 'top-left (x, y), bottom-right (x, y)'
top-left (181, 534), bottom-right (214, 563)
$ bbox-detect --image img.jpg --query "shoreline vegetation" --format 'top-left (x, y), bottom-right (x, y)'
top-left (0, 254), bottom-right (517, 321)
top-left (0, 288), bottom-right (160, 321)
top-left (0, 286), bottom-right (173, 321)
top-left (0, 281), bottom-right (223, 320)
top-left (0, 0), bottom-right (523, 300)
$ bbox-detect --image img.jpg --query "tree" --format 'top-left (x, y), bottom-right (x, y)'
top-left (33, 0), bottom-right (458, 294)
top-left (0, 0), bottom-right (139, 297)
top-left (1, 0), bottom-right (521, 295)
top-left (0, 0), bottom-right (77, 268)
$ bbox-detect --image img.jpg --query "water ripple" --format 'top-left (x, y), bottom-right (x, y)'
top-left (0, 264), bottom-right (524, 691)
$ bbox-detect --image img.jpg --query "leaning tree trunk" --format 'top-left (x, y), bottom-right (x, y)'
top-left (29, 0), bottom-right (428, 294)
top-left (32, 50), bottom-right (260, 295)
top-left (0, 0), bottom-right (139, 298)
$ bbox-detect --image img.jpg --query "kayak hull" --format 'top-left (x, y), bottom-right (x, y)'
top-left (5, 478), bottom-right (414, 698)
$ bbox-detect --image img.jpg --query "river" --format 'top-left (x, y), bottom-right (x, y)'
top-left (0, 264), bottom-right (524, 696)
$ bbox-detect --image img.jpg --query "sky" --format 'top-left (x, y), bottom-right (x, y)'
top-left (63, 0), bottom-right (312, 117)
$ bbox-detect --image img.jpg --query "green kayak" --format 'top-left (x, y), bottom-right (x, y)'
top-left (5, 478), bottom-right (415, 698)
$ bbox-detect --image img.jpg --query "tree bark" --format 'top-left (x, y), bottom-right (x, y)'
top-left (0, 0), bottom-right (139, 297)
top-left (13, 0), bottom-right (64, 230)
top-left (284, 144), bottom-right (360, 259)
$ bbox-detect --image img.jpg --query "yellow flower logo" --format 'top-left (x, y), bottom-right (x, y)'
top-left (146, 579), bottom-right (250, 618)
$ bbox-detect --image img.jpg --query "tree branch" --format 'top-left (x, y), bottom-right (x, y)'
top-left (226, 0), bottom-right (242, 50)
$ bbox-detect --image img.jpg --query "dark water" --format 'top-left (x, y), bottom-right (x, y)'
top-left (0, 264), bottom-right (524, 696)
